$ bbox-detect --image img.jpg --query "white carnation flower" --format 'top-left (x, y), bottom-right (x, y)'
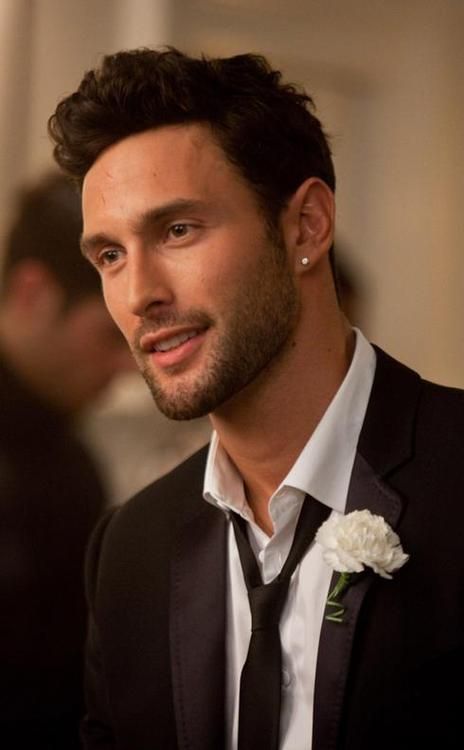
top-left (315, 509), bottom-right (409, 579)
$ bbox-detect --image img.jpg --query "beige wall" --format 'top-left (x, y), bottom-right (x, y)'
top-left (1, 0), bottom-right (463, 387)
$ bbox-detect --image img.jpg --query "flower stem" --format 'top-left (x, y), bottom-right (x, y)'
top-left (328, 572), bottom-right (352, 601)
top-left (325, 572), bottom-right (353, 623)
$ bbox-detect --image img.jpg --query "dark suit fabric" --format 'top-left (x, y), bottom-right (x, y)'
top-left (0, 356), bottom-right (106, 748)
top-left (82, 347), bottom-right (464, 749)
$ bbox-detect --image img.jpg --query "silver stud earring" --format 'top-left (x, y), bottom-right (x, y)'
top-left (300, 257), bottom-right (310, 266)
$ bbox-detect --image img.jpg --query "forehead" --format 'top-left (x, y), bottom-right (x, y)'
top-left (82, 124), bottom-right (243, 224)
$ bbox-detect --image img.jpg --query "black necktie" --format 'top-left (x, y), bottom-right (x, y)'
top-left (230, 495), bottom-right (330, 750)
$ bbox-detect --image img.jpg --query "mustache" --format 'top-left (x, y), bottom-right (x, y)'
top-left (132, 310), bottom-right (213, 353)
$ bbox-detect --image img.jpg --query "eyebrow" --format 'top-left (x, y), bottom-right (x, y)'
top-left (80, 198), bottom-right (208, 258)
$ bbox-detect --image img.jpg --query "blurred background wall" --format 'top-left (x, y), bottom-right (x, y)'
top-left (1, 0), bottom-right (463, 499)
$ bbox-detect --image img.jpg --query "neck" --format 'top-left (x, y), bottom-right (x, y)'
top-left (210, 310), bottom-right (354, 534)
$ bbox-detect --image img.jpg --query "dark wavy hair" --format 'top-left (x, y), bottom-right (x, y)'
top-left (49, 47), bottom-right (335, 226)
top-left (1, 172), bottom-right (100, 304)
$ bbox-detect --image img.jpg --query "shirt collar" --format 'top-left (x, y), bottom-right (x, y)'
top-left (203, 328), bottom-right (376, 516)
top-left (282, 329), bottom-right (375, 512)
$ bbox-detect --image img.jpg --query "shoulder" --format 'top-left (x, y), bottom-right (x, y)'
top-left (371, 345), bottom-right (464, 479)
top-left (413, 377), bottom-right (464, 462)
top-left (85, 445), bottom-right (211, 594)
top-left (373, 344), bottom-right (464, 417)
top-left (359, 345), bottom-right (464, 473)
top-left (120, 443), bottom-right (209, 521)
top-left (102, 442), bottom-right (208, 535)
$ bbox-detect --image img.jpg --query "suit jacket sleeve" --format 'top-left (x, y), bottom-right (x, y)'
top-left (81, 510), bottom-right (118, 749)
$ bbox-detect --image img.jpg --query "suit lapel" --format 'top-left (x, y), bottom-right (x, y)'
top-left (170, 499), bottom-right (228, 750)
top-left (313, 347), bottom-right (422, 750)
top-left (313, 454), bottom-right (404, 750)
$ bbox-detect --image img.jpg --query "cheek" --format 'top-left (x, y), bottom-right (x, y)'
top-left (188, 242), bottom-right (251, 299)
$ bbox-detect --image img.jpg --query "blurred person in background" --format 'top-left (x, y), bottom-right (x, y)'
top-left (0, 173), bottom-right (131, 749)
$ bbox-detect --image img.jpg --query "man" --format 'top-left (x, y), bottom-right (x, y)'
top-left (49, 49), bottom-right (464, 749)
top-left (0, 173), bottom-right (131, 748)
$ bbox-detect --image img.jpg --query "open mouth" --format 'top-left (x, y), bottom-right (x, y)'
top-left (139, 326), bottom-right (208, 370)
top-left (152, 329), bottom-right (200, 353)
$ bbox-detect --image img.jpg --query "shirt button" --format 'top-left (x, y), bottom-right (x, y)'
top-left (258, 550), bottom-right (265, 563)
top-left (282, 668), bottom-right (292, 688)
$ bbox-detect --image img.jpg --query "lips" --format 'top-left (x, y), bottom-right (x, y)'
top-left (139, 326), bottom-right (204, 353)
top-left (138, 325), bottom-right (208, 370)
top-left (152, 330), bottom-right (199, 353)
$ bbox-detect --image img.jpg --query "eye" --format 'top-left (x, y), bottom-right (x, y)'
top-left (167, 223), bottom-right (190, 240)
top-left (97, 247), bottom-right (123, 267)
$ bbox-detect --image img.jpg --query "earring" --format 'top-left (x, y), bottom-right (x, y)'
top-left (300, 257), bottom-right (310, 266)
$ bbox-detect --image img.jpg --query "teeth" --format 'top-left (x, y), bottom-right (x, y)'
top-left (154, 330), bottom-right (198, 353)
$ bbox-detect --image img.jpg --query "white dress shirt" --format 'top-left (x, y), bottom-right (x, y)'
top-left (203, 329), bottom-right (376, 750)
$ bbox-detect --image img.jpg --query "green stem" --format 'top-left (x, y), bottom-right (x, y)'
top-left (327, 572), bottom-right (352, 602)
top-left (325, 572), bottom-right (354, 624)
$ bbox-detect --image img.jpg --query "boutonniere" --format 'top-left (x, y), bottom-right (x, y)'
top-left (315, 509), bottom-right (409, 623)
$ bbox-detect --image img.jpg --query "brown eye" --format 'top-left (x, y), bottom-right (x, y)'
top-left (168, 223), bottom-right (189, 239)
top-left (99, 248), bottom-right (122, 266)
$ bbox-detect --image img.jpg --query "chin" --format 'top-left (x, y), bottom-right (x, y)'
top-left (154, 394), bottom-right (212, 421)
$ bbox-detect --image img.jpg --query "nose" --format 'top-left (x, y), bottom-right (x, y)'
top-left (126, 251), bottom-right (174, 318)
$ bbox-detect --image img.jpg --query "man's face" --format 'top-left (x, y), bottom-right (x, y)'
top-left (82, 124), bottom-right (299, 419)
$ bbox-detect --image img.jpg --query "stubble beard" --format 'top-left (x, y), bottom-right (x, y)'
top-left (132, 232), bottom-right (299, 420)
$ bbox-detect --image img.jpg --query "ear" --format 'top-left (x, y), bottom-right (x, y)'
top-left (280, 178), bottom-right (335, 273)
top-left (4, 260), bottom-right (64, 319)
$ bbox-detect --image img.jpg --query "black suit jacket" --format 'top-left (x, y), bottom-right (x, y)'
top-left (82, 348), bottom-right (464, 749)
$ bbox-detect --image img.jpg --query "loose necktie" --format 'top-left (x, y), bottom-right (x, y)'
top-left (230, 495), bottom-right (330, 750)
